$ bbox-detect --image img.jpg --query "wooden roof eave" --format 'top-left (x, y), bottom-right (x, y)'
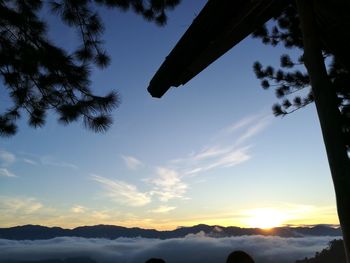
top-left (147, 0), bottom-right (291, 98)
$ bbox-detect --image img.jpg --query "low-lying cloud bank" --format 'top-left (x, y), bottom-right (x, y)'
top-left (0, 234), bottom-right (341, 263)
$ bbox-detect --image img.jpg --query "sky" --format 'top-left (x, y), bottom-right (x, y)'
top-left (0, 1), bottom-right (338, 230)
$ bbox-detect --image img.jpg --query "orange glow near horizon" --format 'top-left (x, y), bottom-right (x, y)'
top-left (0, 205), bottom-right (339, 231)
top-left (0, 216), bottom-right (340, 231)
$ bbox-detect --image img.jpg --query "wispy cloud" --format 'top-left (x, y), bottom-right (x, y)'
top-left (92, 175), bottom-right (151, 207)
top-left (71, 205), bottom-right (87, 213)
top-left (149, 167), bottom-right (188, 202)
top-left (122, 155), bottom-right (142, 170)
top-left (222, 114), bottom-right (261, 135)
top-left (184, 146), bottom-right (251, 175)
top-left (150, 205), bottom-right (176, 213)
top-left (92, 210), bottom-right (111, 220)
top-left (91, 167), bottom-right (187, 206)
top-left (92, 113), bottom-right (270, 209)
top-left (23, 158), bottom-right (37, 165)
top-left (0, 149), bottom-right (15, 166)
top-left (0, 196), bottom-right (43, 214)
top-left (191, 146), bottom-right (231, 162)
top-left (40, 156), bottom-right (78, 169)
top-left (0, 150), bottom-right (17, 177)
top-left (0, 168), bottom-right (16, 177)
top-left (168, 114), bottom-right (271, 177)
top-left (234, 116), bottom-right (271, 145)
top-left (18, 152), bottom-right (77, 169)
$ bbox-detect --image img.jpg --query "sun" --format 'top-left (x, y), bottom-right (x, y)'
top-left (243, 208), bottom-right (289, 229)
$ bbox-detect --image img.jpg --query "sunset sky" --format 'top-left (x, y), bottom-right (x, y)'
top-left (0, 1), bottom-right (338, 230)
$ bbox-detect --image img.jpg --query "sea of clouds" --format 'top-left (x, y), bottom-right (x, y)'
top-left (0, 233), bottom-right (342, 263)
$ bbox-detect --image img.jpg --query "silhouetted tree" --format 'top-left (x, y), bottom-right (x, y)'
top-left (296, 239), bottom-right (346, 263)
top-left (0, 0), bottom-right (180, 136)
top-left (252, 3), bottom-right (350, 128)
top-left (252, 1), bottom-right (350, 261)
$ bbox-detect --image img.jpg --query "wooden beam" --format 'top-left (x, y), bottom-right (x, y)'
top-left (148, 0), bottom-right (290, 98)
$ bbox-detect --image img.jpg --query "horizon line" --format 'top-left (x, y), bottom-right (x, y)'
top-left (0, 223), bottom-right (341, 231)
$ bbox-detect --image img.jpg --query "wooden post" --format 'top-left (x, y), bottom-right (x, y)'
top-left (296, 0), bottom-right (350, 262)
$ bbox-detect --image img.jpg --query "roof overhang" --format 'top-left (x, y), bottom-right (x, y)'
top-left (147, 0), bottom-right (291, 98)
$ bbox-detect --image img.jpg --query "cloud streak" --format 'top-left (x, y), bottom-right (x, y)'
top-left (91, 113), bottom-right (270, 208)
top-left (122, 155), bottom-right (143, 170)
top-left (18, 152), bottom-right (77, 169)
top-left (0, 168), bottom-right (16, 177)
top-left (150, 205), bottom-right (177, 213)
top-left (71, 205), bottom-right (87, 214)
top-left (184, 146), bottom-right (251, 175)
top-left (92, 175), bottom-right (151, 207)
top-left (23, 158), bottom-right (37, 165)
top-left (0, 149), bottom-right (15, 166)
top-left (0, 150), bottom-right (16, 177)
top-left (0, 235), bottom-right (340, 263)
top-left (169, 114), bottom-right (271, 176)
top-left (40, 156), bottom-right (78, 169)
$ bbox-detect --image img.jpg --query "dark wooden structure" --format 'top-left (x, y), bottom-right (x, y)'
top-left (147, 0), bottom-right (350, 98)
top-left (147, 0), bottom-right (290, 98)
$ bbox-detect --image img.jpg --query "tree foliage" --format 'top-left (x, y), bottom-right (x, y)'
top-left (252, 2), bottom-right (350, 152)
top-left (0, 0), bottom-right (180, 136)
top-left (296, 239), bottom-right (346, 263)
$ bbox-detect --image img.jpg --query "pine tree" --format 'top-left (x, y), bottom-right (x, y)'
top-left (0, 0), bottom-right (180, 136)
top-left (252, 3), bottom-right (350, 145)
top-left (296, 239), bottom-right (346, 263)
top-left (252, 1), bottom-right (350, 261)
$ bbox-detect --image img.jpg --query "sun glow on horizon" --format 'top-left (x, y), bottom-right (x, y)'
top-left (242, 208), bottom-right (290, 229)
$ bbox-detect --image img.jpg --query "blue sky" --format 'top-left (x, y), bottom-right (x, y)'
top-left (0, 1), bottom-right (338, 229)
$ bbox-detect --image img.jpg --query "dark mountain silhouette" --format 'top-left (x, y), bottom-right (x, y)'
top-left (0, 224), bottom-right (341, 240)
top-left (295, 239), bottom-right (346, 263)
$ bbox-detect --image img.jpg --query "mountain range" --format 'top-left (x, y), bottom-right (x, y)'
top-left (0, 224), bottom-right (342, 240)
